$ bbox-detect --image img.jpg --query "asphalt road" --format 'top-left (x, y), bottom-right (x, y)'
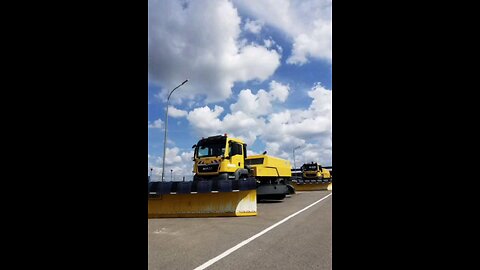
top-left (148, 190), bottom-right (332, 270)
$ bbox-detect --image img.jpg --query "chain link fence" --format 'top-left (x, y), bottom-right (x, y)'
top-left (149, 174), bottom-right (194, 182)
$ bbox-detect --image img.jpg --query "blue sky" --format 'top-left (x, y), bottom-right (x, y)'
top-left (148, 0), bottom-right (332, 178)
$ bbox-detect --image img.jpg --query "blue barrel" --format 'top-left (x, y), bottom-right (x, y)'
top-left (238, 180), bottom-right (248, 190)
top-left (176, 181), bottom-right (192, 194)
top-left (231, 180), bottom-right (240, 190)
top-left (149, 182), bottom-right (158, 193)
top-left (157, 182), bottom-right (172, 195)
top-left (196, 180), bottom-right (213, 193)
top-left (218, 180), bottom-right (232, 192)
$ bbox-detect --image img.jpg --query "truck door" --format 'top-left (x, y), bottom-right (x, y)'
top-left (243, 144), bottom-right (247, 165)
top-left (229, 142), bottom-right (244, 170)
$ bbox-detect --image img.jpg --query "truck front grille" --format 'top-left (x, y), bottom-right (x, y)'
top-left (198, 164), bottom-right (219, 173)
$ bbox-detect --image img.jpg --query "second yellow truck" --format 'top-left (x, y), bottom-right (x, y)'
top-left (192, 134), bottom-right (293, 200)
top-left (301, 162), bottom-right (332, 181)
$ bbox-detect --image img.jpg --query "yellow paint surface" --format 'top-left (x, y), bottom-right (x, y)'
top-left (247, 155), bottom-right (292, 177)
top-left (327, 183), bottom-right (332, 191)
top-left (292, 182), bottom-right (331, 191)
top-left (148, 190), bottom-right (257, 218)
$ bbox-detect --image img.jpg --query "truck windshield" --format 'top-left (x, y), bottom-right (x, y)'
top-left (304, 165), bottom-right (318, 171)
top-left (196, 138), bottom-right (226, 158)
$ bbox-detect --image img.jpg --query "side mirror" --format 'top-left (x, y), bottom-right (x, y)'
top-left (191, 157), bottom-right (195, 161)
top-left (192, 144), bottom-right (196, 149)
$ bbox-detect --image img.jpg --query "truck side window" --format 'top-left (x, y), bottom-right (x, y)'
top-left (229, 143), bottom-right (242, 156)
top-left (236, 144), bottom-right (242, 156)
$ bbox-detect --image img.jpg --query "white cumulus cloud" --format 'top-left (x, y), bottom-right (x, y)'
top-left (168, 106), bottom-right (188, 118)
top-left (233, 0), bottom-right (332, 64)
top-left (261, 83), bottom-right (332, 165)
top-left (148, 148), bottom-right (195, 180)
top-left (186, 105), bottom-right (225, 134)
top-left (182, 80), bottom-right (331, 167)
top-left (183, 81), bottom-right (332, 165)
top-left (243, 18), bottom-right (264, 34)
top-left (269, 80), bottom-right (290, 102)
top-left (148, 119), bottom-right (164, 129)
top-left (184, 80), bottom-right (290, 146)
top-left (148, 0), bottom-right (281, 103)
top-left (230, 80), bottom-right (290, 117)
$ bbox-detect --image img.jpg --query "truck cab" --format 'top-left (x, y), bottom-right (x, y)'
top-left (192, 134), bottom-right (249, 182)
top-left (301, 162), bottom-right (331, 182)
top-left (301, 162), bottom-right (323, 180)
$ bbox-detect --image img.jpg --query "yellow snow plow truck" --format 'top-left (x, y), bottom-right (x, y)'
top-left (301, 162), bottom-right (332, 182)
top-left (192, 134), bottom-right (294, 200)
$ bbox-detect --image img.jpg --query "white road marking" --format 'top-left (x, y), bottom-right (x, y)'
top-left (193, 193), bottom-right (332, 270)
top-left (153, 227), bottom-right (179, 236)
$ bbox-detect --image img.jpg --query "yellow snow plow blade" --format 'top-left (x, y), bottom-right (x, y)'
top-left (292, 181), bottom-right (332, 191)
top-left (148, 189), bottom-right (257, 218)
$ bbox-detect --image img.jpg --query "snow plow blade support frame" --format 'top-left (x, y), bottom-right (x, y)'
top-left (148, 181), bottom-right (257, 218)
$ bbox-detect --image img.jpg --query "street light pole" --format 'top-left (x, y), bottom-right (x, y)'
top-left (161, 79), bottom-right (188, 182)
top-left (293, 146), bottom-right (301, 169)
